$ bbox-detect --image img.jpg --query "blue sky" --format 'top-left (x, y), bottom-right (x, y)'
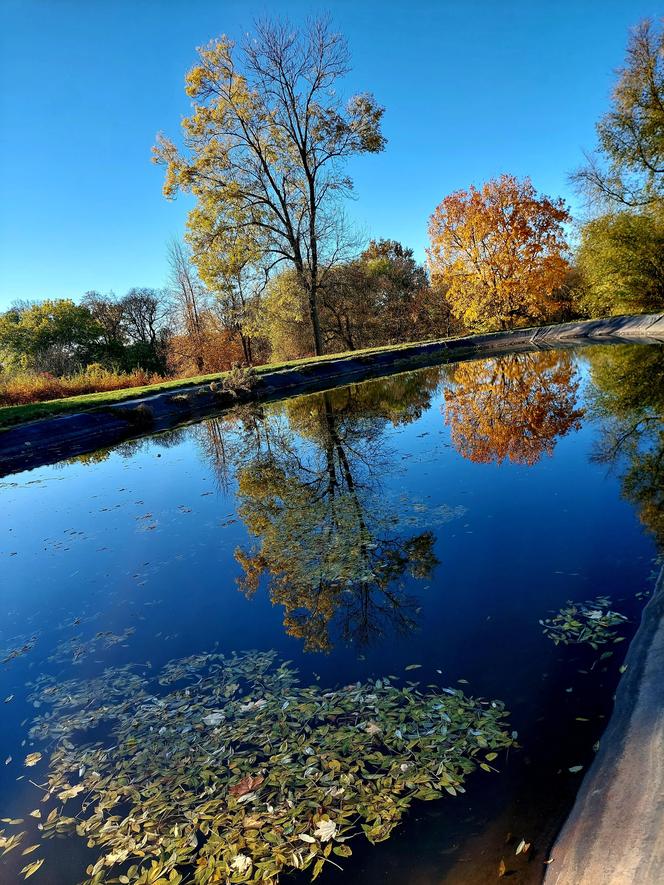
top-left (0, 0), bottom-right (659, 309)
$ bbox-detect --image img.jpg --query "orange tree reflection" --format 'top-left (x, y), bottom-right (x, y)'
top-left (443, 351), bottom-right (584, 466)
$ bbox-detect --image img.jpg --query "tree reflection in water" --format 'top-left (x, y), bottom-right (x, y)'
top-left (587, 344), bottom-right (664, 547)
top-left (224, 371), bottom-right (444, 652)
top-left (194, 354), bottom-right (592, 651)
top-left (443, 351), bottom-right (584, 465)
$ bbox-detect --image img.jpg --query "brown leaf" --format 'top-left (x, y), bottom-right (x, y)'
top-left (229, 773), bottom-right (264, 798)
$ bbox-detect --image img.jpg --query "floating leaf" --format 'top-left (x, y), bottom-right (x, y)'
top-left (229, 773), bottom-right (264, 798)
top-left (21, 858), bottom-right (44, 879)
top-left (314, 819), bottom-right (337, 842)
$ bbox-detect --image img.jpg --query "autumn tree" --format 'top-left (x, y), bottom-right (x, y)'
top-left (154, 17), bottom-right (386, 356)
top-left (357, 240), bottom-right (429, 343)
top-left (203, 254), bottom-right (264, 366)
top-left (443, 351), bottom-right (584, 466)
top-left (320, 239), bottom-right (438, 350)
top-left (572, 19), bottom-right (664, 210)
top-left (427, 175), bottom-right (571, 332)
top-left (167, 240), bottom-right (210, 373)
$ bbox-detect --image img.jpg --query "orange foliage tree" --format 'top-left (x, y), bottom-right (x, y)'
top-left (427, 175), bottom-right (571, 331)
top-left (443, 351), bottom-right (584, 466)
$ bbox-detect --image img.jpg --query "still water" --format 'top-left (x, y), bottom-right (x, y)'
top-left (1, 343), bottom-right (662, 884)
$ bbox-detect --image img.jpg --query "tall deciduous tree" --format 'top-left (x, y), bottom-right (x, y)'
top-left (153, 17), bottom-right (386, 356)
top-left (573, 19), bottom-right (664, 209)
top-left (167, 240), bottom-right (209, 373)
top-left (427, 175), bottom-right (571, 331)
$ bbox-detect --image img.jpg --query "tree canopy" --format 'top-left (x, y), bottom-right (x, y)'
top-left (153, 17), bottom-right (386, 356)
top-left (0, 300), bottom-right (102, 374)
top-left (573, 19), bottom-right (664, 210)
top-left (575, 209), bottom-right (664, 316)
top-left (427, 175), bottom-right (571, 332)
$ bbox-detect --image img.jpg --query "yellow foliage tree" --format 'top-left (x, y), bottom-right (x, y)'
top-left (427, 174), bottom-right (571, 332)
top-left (153, 19), bottom-right (385, 356)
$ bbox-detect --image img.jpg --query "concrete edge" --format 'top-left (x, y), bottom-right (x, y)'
top-left (544, 564), bottom-right (664, 884)
top-left (1, 313), bottom-right (663, 477)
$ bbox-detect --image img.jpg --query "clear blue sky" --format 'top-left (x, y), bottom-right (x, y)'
top-left (0, 0), bottom-right (659, 309)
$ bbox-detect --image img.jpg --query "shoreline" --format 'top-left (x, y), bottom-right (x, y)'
top-left (1, 313), bottom-right (663, 477)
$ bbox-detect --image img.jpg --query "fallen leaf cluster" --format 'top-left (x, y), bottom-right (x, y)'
top-left (20, 650), bottom-right (513, 883)
top-left (540, 596), bottom-right (627, 648)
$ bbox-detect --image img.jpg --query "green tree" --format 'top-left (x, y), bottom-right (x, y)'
top-left (575, 210), bottom-right (664, 316)
top-left (573, 19), bottom-right (664, 209)
top-left (317, 239), bottom-right (450, 352)
top-left (358, 240), bottom-right (429, 343)
top-left (154, 17), bottom-right (386, 356)
top-left (0, 299), bottom-right (102, 374)
top-left (249, 268), bottom-right (313, 361)
top-left (81, 290), bottom-right (126, 362)
top-left (120, 288), bottom-right (171, 373)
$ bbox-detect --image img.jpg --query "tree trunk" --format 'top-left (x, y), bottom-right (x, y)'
top-left (241, 334), bottom-right (253, 365)
top-left (307, 281), bottom-right (323, 356)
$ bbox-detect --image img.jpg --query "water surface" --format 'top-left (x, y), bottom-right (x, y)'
top-left (1, 343), bottom-right (662, 884)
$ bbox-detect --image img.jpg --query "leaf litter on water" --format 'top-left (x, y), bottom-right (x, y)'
top-left (16, 648), bottom-right (515, 883)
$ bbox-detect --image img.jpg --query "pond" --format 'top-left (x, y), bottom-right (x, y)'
top-left (1, 342), bottom-right (663, 885)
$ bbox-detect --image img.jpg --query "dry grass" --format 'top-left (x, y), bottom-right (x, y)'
top-left (0, 366), bottom-right (164, 407)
